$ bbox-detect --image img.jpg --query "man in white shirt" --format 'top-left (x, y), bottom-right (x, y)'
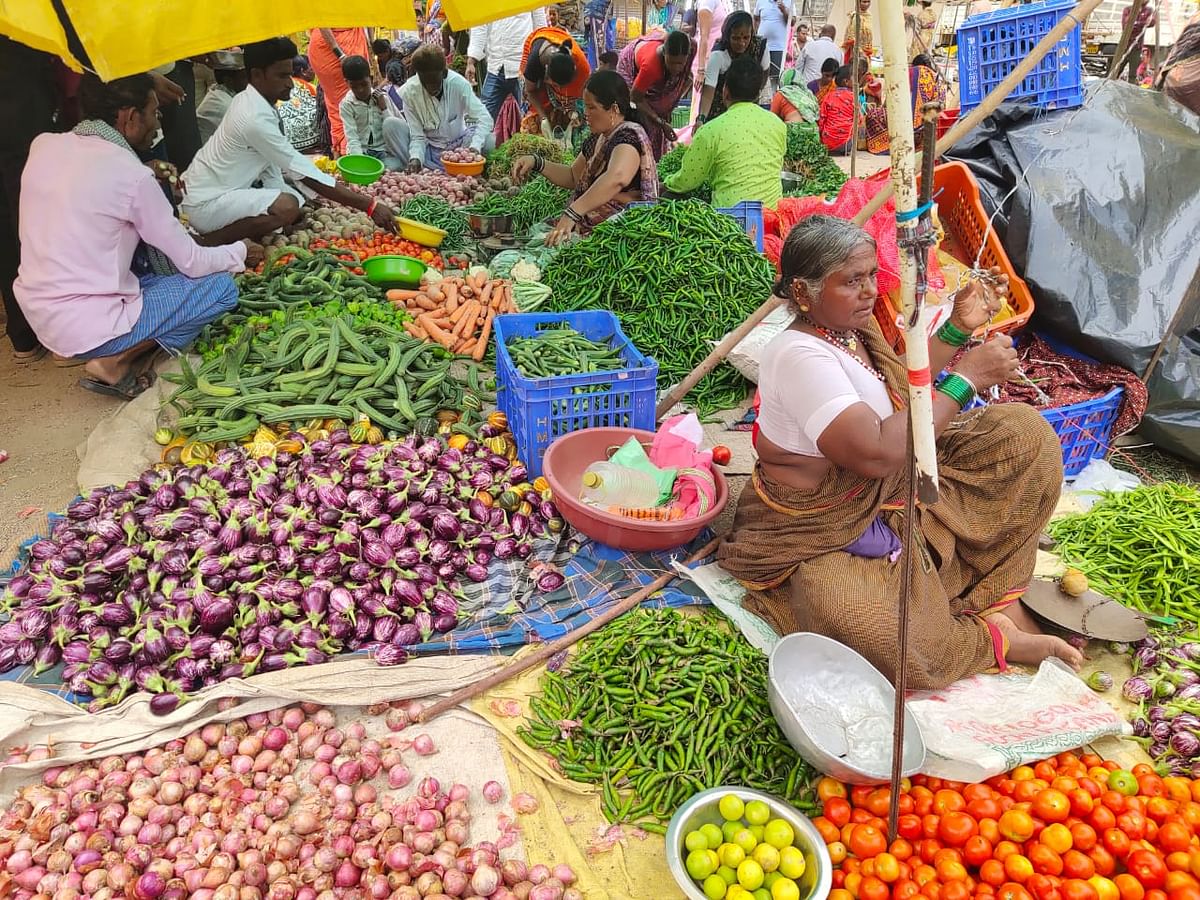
top-left (755, 0), bottom-right (795, 91)
top-left (467, 9), bottom-right (546, 122)
top-left (798, 24), bottom-right (842, 84)
top-left (195, 58), bottom-right (248, 146)
top-left (390, 45), bottom-right (495, 173)
top-left (182, 37), bottom-right (397, 245)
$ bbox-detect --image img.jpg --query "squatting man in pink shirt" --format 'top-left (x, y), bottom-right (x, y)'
top-left (13, 75), bottom-right (256, 400)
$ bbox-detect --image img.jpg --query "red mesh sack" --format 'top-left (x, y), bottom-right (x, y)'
top-left (770, 179), bottom-right (944, 298)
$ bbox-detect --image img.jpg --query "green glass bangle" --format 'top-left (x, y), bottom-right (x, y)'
top-left (936, 318), bottom-right (972, 348)
top-left (936, 373), bottom-right (976, 408)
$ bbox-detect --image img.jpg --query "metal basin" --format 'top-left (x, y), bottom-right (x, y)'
top-left (666, 786), bottom-right (832, 900)
top-left (768, 633), bottom-right (926, 784)
top-left (467, 212), bottom-right (514, 236)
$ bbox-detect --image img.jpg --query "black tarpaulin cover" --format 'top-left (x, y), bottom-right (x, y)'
top-left (945, 80), bottom-right (1200, 464)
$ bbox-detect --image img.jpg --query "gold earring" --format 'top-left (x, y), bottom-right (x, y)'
top-left (799, 303), bottom-right (810, 313)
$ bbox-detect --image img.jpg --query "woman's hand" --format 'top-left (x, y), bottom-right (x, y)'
top-left (954, 333), bottom-right (1019, 393)
top-left (545, 214), bottom-right (578, 247)
top-left (511, 155), bottom-right (536, 183)
top-left (950, 266), bottom-right (1009, 332)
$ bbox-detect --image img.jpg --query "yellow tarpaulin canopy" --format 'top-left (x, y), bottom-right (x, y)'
top-left (0, 1), bottom-right (417, 79)
top-left (440, 0), bottom-right (552, 32)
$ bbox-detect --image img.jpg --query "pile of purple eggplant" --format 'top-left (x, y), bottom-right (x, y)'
top-left (1123, 632), bottom-right (1200, 776)
top-left (0, 430), bottom-right (563, 713)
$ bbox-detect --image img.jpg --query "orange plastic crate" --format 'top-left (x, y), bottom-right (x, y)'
top-left (874, 160), bottom-right (1034, 352)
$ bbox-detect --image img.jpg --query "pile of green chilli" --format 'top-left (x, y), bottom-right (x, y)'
top-left (519, 608), bottom-right (817, 832)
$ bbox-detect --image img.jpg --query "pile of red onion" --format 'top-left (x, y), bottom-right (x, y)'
top-left (359, 172), bottom-right (486, 208)
top-left (0, 433), bottom-right (562, 712)
top-left (0, 703), bottom-right (582, 900)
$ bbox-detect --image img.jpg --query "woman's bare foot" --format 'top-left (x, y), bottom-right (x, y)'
top-left (992, 613), bottom-right (1084, 670)
top-left (82, 356), bottom-right (129, 386)
top-left (1002, 600), bottom-right (1045, 636)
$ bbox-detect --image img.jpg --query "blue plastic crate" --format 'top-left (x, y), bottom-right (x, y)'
top-left (1036, 333), bottom-right (1124, 478)
top-left (494, 311), bottom-right (658, 478)
top-left (626, 200), bottom-right (765, 252)
top-left (956, 0), bottom-right (1084, 115)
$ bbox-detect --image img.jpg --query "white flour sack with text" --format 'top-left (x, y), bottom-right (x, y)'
top-left (906, 659), bottom-right (1130, 782)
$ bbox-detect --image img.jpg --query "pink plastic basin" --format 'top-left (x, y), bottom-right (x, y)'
top-left (542, 427), bottom-right (728, 552)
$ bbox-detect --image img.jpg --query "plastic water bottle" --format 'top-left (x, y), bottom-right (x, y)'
top-left (579, 462), bottom-right (659, 509)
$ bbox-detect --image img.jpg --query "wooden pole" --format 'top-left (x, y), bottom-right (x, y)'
top-left (415, 536), bottom-right (723, 723)
top-left (851, 0), bottom-right (1108, 227)
top-left (850, 9), bottom-right (863, 178)
top-left (655, 296), bottom-right (785, 420)
top-left (1108, 0), bottom-right (1147, 79)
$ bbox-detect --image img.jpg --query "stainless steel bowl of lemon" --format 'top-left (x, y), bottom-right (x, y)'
top-left (665, 786), bottom-right (833, 900)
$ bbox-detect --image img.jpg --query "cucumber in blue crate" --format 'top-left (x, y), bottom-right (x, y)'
top-left (504, 325), bottom-right (627, 379)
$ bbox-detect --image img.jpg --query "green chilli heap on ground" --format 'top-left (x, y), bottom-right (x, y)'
top-left (543, 200), bottom-right (774, 416)
top-left (518, 608), bottom-right (817, 833)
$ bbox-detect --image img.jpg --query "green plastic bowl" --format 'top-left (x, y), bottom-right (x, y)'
top-left (337, 154), bottom-right (385, 186)
top-left (362, 254), bottom-right (427, 288)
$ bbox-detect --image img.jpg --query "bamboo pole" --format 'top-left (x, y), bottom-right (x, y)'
top-left (415, 536), bottom-right (723, 723)
top-left (851, 0), bottom-right (1108, 227)
top-left (879, 0), bottom-right (939, 504)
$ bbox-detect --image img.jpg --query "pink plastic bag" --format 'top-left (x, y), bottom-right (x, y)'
top-left (648, 415), bottom-right (718, 519)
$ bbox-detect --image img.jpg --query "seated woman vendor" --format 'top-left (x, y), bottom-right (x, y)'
top-left (718, 216), bottom-right (1083, 690)
top-left (511, 70), bottom-right (660, 247)
top-left (14, 74), bottom-right (255, 400)
top-left (182, 37), bottom-right (398, 244)
top-left (664, 57), bottom-right (785, 208)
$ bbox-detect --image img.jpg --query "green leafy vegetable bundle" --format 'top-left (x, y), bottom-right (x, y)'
top-left (485, 133), bottom-right (572, 179)
top-left (783, 122), bottom-right (848, 198)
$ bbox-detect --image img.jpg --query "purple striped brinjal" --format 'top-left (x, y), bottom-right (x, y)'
top-left (104, 639), bottom-right (133, 663)
top-left (432, 613), bottom-right (457, 633)
top-left (19, 609), bottom-right (51, 639)
top-left (364, 542), bottom-right (392, 567)
top-left (373, 645), bottom-right (409, 666)
top-left (373, 617), bottom-right (398, 644)
top-left (32, 644), bottom-right (60, 674)
top-left (392, 623), bottom-right (422, 646)
top-left (67, 501), bottom-right (99, 520)
top-left (199, 599), bottom-right (235, 635)
top-left (99, 602), bottom-right (134, 628)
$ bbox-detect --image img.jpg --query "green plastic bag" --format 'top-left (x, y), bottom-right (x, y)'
top-left (610, 437), bottom-right (676, 505)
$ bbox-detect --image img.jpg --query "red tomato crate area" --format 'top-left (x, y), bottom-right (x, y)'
top-left (493, 311), bottom-right (658, 478)
top-left (814, 751), bottom-right (1200, 900)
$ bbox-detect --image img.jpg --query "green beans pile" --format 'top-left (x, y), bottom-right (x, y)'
top-left (1046, 483), bottom-right (1200, 619)
top-left (518, 608), bottom-right (817, 833)
top-left (505, 325), bottom-right (627, 379)
top-left (398, 196), bottom-right (470, 252)
top-left (466, 178), bottom-right (571, 235)
top-left (658, 145), bottom-right (712, 202)
top-left (784, 123), bottom-right (848, 198)
top-left (543, 200), bottom-right (773, 415)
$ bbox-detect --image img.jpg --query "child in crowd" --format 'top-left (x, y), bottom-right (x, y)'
top-left (338, 55), bottom-right (405, 169)
top-left (598, 51), bottom-right (620, 71)
top-left (809, 56), bottom-right (839, 101)
top-left (818, 65), bottom-right (857, 154)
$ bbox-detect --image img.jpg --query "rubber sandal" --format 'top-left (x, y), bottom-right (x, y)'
top-left (78, 369), bottom-right (157, 401)
top-left (12, 346), bottom-right (47, 364)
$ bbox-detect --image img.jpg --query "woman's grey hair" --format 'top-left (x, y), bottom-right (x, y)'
top-left (774, 215), bottom-right (876, 309)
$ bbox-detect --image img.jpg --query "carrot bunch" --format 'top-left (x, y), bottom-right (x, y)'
top-left (385, 271), bottom-right (517, 361)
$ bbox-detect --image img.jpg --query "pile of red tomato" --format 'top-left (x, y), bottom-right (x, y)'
top-left (321, 235), bottom-right (446, 270)
top-left (817, 752), bottom-right (1200, 900)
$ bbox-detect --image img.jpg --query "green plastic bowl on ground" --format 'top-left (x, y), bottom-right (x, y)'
top-left (337, 154), bottom-right (385, 185)
top-left (362, 254), bottom-right (427, 288)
